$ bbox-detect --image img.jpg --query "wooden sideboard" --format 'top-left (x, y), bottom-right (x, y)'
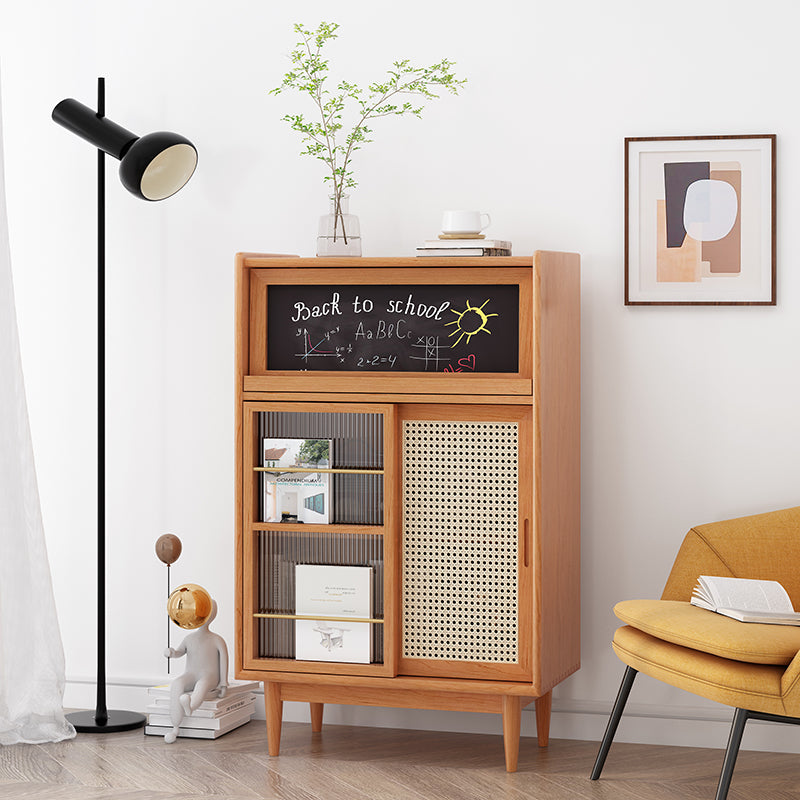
top-left (234, 252), bottom-right (580, 771)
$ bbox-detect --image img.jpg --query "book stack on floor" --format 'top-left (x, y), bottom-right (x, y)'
top-left (415, 235), bottom-right (512, 257)
top-left (144, 680), bottom-right (260, 739)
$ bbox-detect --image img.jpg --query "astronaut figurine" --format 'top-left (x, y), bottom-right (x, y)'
top-left (163, 590), bottom-right (228, 743)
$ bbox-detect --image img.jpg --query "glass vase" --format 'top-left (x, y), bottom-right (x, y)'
top-left (317, 193), bottom-right (362, 257)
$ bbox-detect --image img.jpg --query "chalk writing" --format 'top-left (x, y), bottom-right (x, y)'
top-left (267, 284), bottom-right (519, 373)
top-left (291, 292), bottom-right (342, 322)
top-left (357, 354), bottom-right (398, 368)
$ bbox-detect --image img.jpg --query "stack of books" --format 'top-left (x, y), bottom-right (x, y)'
top-left (415, 237), bottom-right (512, 257)
top-left (144, 680), bottom-right (260, 739)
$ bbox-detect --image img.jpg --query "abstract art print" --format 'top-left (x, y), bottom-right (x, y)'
top-left (625, 135), bottom-right (775, 305)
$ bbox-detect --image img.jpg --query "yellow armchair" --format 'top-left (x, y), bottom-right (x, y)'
top-left (591, 506), bottom-right (800, 800)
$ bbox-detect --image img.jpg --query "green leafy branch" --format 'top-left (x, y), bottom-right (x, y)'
top-left (270, 22), bottom-right (466, 242)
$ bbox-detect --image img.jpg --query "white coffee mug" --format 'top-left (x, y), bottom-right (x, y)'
top-left (441, 210), bottom-right (491, 235)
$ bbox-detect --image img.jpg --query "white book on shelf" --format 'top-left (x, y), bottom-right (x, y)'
top-left (295, 564), bottom-right (373, 664)
top-left (147, 702), bottom-right (255, 730)
top-left (262, 438), bottom-right (333, 524)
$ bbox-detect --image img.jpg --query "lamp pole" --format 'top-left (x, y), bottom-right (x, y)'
top-left (95, 75), bottom-right (109, 728)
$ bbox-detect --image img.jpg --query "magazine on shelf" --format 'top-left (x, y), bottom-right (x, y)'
top-left (690, 575), bottom-right (800, 624)
top-left (295, 564), bottom-right (373, 663)
top-left (262, 438), bottom-right (333, 524)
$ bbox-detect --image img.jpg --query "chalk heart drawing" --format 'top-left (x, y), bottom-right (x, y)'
top-left (443, 354), bottom-right (477, 373)
top-left (683, 179), bottom-right (738, 242)
top-left (458, 354), bottom-right (476, 370)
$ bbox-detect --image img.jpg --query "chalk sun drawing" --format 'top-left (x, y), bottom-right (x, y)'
top-left (445, 299), bottom-right (498, 347)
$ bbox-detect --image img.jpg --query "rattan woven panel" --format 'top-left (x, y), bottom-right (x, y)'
top-left (402, 420), bottom-right (519, 662)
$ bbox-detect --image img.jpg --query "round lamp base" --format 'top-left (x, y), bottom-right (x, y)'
top-left (66, 709), bottom-right (146, 733)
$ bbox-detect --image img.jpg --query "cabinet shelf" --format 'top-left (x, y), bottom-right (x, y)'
top-left (250, 523), bottom-right (386, 535)
top-left (254, 467), bottom-right (384, 475)
top-left (254, 613), bottom-right (385, 625)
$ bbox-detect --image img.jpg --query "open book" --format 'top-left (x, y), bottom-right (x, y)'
top-left (691, 575), bottom-right (800, 625)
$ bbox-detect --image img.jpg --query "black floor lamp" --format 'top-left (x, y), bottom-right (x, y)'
top-left (52, 78), bottom-right (197, 733)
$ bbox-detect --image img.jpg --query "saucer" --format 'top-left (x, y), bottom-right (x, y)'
top-left (438, 233), bottom-right (485, 239)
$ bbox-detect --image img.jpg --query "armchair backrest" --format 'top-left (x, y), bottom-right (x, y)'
top-left (661, 506), bottom-right (800, 606)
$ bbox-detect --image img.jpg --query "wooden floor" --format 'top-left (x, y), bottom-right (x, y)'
top-left (1, 718), bottom-right (798, 800)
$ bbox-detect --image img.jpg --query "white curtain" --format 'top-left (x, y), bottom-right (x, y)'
top-left (0, 83), bottom-right (75, 744)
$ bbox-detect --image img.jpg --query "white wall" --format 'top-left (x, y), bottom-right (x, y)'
top-left (2, 0), bottom-right (800, 755)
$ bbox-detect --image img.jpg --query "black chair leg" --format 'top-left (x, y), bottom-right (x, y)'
top-left (715, 708), bottom-right (749, 800)
top-left (590, 665), bottom-right (638, 780)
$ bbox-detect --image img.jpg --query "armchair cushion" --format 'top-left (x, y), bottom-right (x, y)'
top-left (612, 625), bottom-right (789, 716)
top-left (614, 599), bottom-right (800, 666)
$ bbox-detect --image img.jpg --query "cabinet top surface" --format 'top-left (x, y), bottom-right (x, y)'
top-left (238, 254), bottom-right (539, 269)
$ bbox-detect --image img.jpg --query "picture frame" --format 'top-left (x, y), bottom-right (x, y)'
top-left (625, 134), bottom-right (776, 305)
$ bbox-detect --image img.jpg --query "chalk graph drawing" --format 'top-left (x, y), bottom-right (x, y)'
top-left (445, 299), bottom-right (498, 347)
top-left (295, 327), bottom-right (349, 363)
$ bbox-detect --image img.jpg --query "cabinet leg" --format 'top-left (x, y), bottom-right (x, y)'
top-left (535, 690), bottom-right (552, 747)
top-left (265, 682), bottom-right (283, 757)
top-left (310, 702), bottom-right (324, 733)
top-left (502, 696), bottom-right (522, 773)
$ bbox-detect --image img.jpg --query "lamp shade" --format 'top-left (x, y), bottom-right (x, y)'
top-left (52, 98), bottom-right (197, 201)
top-left (119, 132), bottom-right (197, 200)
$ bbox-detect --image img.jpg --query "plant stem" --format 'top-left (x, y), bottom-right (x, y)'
top-left (333, 192), bottom-right (348, 244)
top-left (297, 35), bottom-right (347, 240)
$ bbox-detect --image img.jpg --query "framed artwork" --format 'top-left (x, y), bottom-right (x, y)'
top-left (625, 134), bottom-right (776, 305)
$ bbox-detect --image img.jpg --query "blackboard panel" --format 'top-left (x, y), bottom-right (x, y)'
top-left (267, 284), bottom-right (519, 373)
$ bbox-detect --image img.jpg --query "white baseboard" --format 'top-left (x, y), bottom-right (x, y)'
top-left (63, 677), bottom-right (800, 755)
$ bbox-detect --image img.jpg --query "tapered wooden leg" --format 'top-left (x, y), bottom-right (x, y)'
top-left (310, 702), bottom-right (324, 732)
top-left (265, 682), bottom-right (283, 757)
top-left (535, 690), bottom-right (552, 747)
top-left (502, 696), bottom-right (522, 772)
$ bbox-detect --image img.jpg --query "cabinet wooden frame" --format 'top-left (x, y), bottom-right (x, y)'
top-left (234, 252), bottom-right (581, 772)
top-left (244, 262), bottom-right (533, 395)
top-left (240, 400), bottom-right (399, 679)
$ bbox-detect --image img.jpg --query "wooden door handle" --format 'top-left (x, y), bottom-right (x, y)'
top-left (523, 519), bottom-right (530, 567)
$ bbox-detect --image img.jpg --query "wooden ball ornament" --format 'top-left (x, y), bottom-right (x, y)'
top-left (167, 583), bottom-right (212, 630)
top-left (155, 533), bottom-right (182, 565)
